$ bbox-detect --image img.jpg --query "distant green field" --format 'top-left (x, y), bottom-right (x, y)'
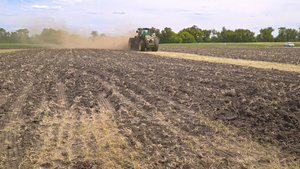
top-left (0, 49), bottom-right (28, 53)
top-left (0, 43), bottom-right (53, 48)
top-left (0, 43), bottom-right (55, 53)
top-left (161, 42), bottom-right (300, 47)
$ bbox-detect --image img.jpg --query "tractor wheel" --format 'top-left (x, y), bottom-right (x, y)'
top-left (128, 38), bottom-right (134, 50)
top-left (152, 38), bottom-right (159, 51)
top-left (139, 41), bottom-right (145, 51)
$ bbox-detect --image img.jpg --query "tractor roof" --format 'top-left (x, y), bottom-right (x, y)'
top-left (138, 27), bottom-right (151, 30)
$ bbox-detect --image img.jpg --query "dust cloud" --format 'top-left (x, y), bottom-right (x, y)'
top-left (27, 26), bottom-right (137, 50)
top-left (19, 14), bottom-right (140, 50)
top-left (55, 33), bottom-right (133, 50)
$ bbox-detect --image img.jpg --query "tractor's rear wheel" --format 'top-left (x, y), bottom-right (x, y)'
top-left (139, 41), bottom-right (145, 51)
top-left (152, 38), bottom-right (159, 51)
top-left (128, 38), bottom-right (134, 50)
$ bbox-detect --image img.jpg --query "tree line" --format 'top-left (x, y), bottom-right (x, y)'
top-left (1, 26), bottom-right (300, 44)
top-left (0, 28), bottom-right (80, 44)
top-left (152, 26), bottom-right (300, 43)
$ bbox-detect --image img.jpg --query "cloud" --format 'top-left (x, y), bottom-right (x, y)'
top-left (112, 12), bottom-right (126, 15)
top-left (32, 5), bottom-right (49, 9)
top-left (52, 0), bottom-right (83, 5)
top-left (88, 12), bottom-right (102, 15)
top-left (51, 6), bottom-right (62, 9)
top-left (193, 13), bottom-right (202, 16)
top-left (0, 12), bottom-right (18, 16)
top-left (50, 6), bottom-right (61, 9)
top-left (11, 27), bottom-right (27, 31)
top-left (1, 0), bottom-right (300, 36)
top-left (31, 5), bottom-right (61, 9)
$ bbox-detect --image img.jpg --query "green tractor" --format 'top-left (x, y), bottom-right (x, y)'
top-left (129, 28), bottom-right (159, 51)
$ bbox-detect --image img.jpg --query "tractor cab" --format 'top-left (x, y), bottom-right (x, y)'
top-left (140, 29), bottom-right (151, 36)
top-left (136, 28), bottom-right (155, 38)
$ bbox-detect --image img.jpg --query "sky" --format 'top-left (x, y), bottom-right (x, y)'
top-left (0, 0), bottom-right (300, 36)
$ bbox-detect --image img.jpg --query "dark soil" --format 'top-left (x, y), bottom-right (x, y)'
top-left (0, 48), bottom-right (299, 168)
top-left (160, 46), bottom-right (300, 65)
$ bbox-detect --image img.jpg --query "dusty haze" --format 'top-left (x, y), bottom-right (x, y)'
top-left (24, 18), bottom-right (136, 50)
top-left (55, 34), bottom-right (133, 50)
top-left (39, 30), bottom-right (137, 50)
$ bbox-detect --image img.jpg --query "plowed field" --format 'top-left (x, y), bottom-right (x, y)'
top-left (160, 46), bottom-right (300, 65)
top-left (0, 48), bottom-right (299, 168)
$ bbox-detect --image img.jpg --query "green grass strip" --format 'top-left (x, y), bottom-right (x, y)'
top-left (0, 43), bottom-right (54, 48)
top-left (0, 49), bottom-right (27, 53)
top-left (148, 51), bottom-right (300, 73)
top-left (160, 42), bottom-right (300, 47)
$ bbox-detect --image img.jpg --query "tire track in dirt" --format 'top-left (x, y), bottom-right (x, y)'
top-left (40, 50), bottom-right (75, 168)
top-left (56, 79), bottom-right (93, 167)
top-left (48, 81), bottom-right (76, 167)
top-left (19, 49), bottom-right (132, 168)
top-left (60, 49), bottom-right (138, 167)
top-left (1, 49), bottom-right (72, 168)
top-left (0, 49), bottom-right (44, 109)
top-left (19, 49), bottom-right (76, 168)
top-left (0, 49), bottom-right (65, 168)
top-left (19, 96), bottom-right (57, 168)
top-left (0, 83), bottom-right (32, 168)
